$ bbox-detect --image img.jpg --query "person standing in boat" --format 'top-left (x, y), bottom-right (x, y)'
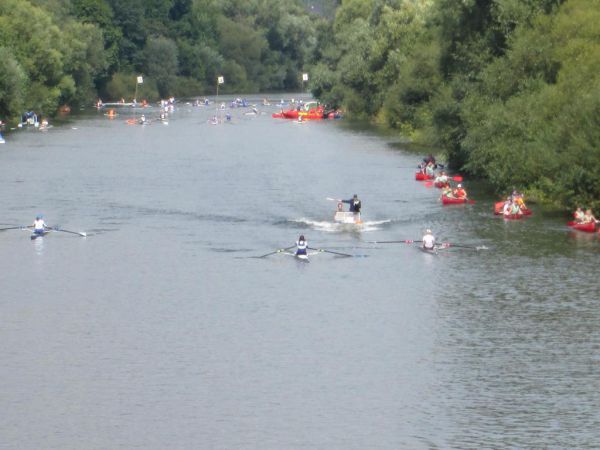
top-left (422, 229), bottom-right (436, 250)
top-left (342, 194), bottom-right (361, 213)
top-left (296, 235), bottom-right (308, 256)
top-left (32, 215), bottom-right (48, 236)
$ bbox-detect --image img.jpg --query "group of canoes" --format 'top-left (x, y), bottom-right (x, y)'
top-left (417, 157), bottom-right (600, 233)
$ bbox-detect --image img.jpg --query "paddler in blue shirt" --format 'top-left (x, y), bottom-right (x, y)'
top-left (296, 235), bottom-right (308, 256)
top-left (342, 194), bottom-right (361, 213)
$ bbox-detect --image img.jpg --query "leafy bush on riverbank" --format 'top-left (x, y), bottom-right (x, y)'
top-left (311, 0), bottom-right (600, 210)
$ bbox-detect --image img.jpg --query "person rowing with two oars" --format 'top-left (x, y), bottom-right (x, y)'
top-left (296, 235), bottom-right (308, 257)
top-left (422, 229), bottom-right (436, 251)
top-left (32, 215), bottom-right (48, 237)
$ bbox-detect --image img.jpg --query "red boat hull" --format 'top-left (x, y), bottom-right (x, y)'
top-left (441, 196), bottom-right (473, 205)
top-left (503, 214), bottom-right (522, 220)
top-left (567, 221), bottom-right (596, 232)
top-left (415, 172), bottom-right (434, 181)
top-left (272, 106), bottom-right (325, 120)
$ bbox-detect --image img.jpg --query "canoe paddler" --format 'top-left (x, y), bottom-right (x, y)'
top-left (442, 186), bottom-right (453, 198)
top-left (434, 171), bottom-right (449, 187)
top-left (342, 194), bottom-right (361, 213)
top-left (32, 215), bottom-right (48, 236)
top-left (504, 199), bottom-right (521, 217)
top-left (453, 184), bottom-right (467, 199)
top-left (582, 209), bottom-right (598, 224)
top-left (296, 235), bottom-right (308, 256)
top-left (573, 207), bottom-right (585, 223)
top-left (422, 229), bottom-right (436, 250)
top-left (425, 161), bottom-right (435, 177)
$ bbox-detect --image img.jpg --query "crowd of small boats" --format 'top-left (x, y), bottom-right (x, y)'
top-left (415, 157), bottom-right (599, 232)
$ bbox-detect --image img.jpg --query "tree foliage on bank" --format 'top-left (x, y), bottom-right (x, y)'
top-left (311, 0), bottom-right (600, 210)
top-left (0, 0), bottom-right (326, 120)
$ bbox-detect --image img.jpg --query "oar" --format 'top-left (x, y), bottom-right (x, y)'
top-left (307, 246), bottom-right (352, 257)
top-left (49, 227), bottom-right (87, 237)
top-left (0, 225), bottom-right (30, 231)
top-left (326, 197), bottom-right (341, 202)
top-left (366, 240), bottom-right (422, 244)
top-left (441, 243), bottom-right (488, 250)
top-left (255, 245), bottom-right (295, 258)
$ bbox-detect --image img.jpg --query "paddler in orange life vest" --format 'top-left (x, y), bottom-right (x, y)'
top-left (453, 184), bottom-right (467, 199)
top-left (341, 194), bottom-right (361, 213)
top-left (296, 235), bottom-right (308, 256)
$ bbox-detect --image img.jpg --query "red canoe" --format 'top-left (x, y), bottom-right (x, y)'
top-left (271, 101), bottom-right (324, 120)
top-left (494, 201), bottom-right (532, 215)
top-left (503, 213), bottom-right (523, 220)
top-left (442, 196), bottom-right (474, 205)
top-left (434, 181), bottom-right (449, 188)
top-left (415, 172), bottom-right (434, 181)
top-left (567, 221), bottom-right (596, 233)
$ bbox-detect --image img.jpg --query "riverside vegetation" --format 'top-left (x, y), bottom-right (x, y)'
top-left (1, 0), bottom-right (598, 210)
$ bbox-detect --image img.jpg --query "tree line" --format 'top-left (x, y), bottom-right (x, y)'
top-left (0, 0), bottom-right (330, 119)
top-left (309, 0), bottom-right (600, 210)
top-left (1, 0), bottom-right (597, 209)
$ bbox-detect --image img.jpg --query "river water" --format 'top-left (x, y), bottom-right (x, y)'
top-left (1, 98), bottom-right (598, 449)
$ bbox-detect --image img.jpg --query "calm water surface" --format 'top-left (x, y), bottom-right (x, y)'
top-left (1, 99), bottom-right (599, 449)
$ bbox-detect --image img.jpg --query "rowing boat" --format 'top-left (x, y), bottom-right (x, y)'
top-left (334, 211), bottom-right (362, 224)
top-left (567, 221), bottom-right (596, 233)
top-left (30, 230), bottom-right (49, 240)
top-left (441, 196), bottom-right (473, 205)
top-left (415, 172), bottom-right (434, 181)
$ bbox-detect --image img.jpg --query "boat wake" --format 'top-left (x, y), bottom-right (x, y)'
top-left (290, 218), bottom-right (392, 232)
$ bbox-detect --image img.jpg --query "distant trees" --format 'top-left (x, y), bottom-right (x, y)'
top-left (0, 0), bottom-right (324, 120)
top-left (311, 0), bottom-right (600, 210)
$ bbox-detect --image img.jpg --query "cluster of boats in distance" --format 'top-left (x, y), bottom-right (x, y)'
top-left (415, 157), bottom-right (599, 232)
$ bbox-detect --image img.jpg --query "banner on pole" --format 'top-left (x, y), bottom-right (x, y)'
top-left (217, 76), bottom-right (225, 84)
top-left (302, 73), bottom-right (309, 82)
top-left (137, 76), bottom-right (144, 84)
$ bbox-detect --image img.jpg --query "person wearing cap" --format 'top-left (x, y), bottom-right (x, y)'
top-left (453, 184), bottom-right (467, 199)
top-left (422, 229), bottom-right (436, 250)
top-left (296, 235), bottom-right (308, 256)
top-left (341, 194), bottom-right (361, 213)
top-left (32, 215), bottom-right (48, 235)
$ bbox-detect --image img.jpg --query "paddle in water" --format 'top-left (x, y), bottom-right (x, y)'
top-left (0, 225), bottom-right (30, 232)
top-left (255, 245), bottom-right (296, 258)
top-left (49, 227), bottom-right (87, 237)
top-left (307, 246), bottom-right (352, 257)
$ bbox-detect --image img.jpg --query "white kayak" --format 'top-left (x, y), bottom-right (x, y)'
top-left (333, 211), bottom-right (362, 224)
